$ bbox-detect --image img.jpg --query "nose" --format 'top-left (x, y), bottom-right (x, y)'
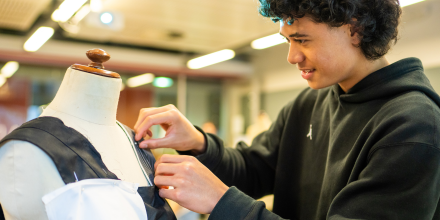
top-left (287, 43), bottom-right (305, 65)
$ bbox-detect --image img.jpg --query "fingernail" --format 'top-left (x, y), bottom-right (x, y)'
top-left (140, 143), bottom-right (148, 148)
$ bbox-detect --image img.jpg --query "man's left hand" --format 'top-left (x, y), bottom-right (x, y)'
top-left (154, 154), bottom-right (229, 214)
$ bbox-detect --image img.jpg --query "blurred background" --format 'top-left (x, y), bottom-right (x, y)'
top-left (0, 0), bottom-right (439, 219)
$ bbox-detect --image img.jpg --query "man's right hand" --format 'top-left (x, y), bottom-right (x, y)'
top-left (134, 104), bottom-right (206, 155)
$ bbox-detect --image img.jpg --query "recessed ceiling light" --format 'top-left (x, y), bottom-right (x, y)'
top-left (100, 12), bottom-right (113, 24)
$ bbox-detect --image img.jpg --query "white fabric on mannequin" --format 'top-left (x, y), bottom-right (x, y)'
top-left (42, 179), bottom-right (148, 220)
top-left (0, 67), bottom-right (150, 220)
top-left (0, 140), bottom-right (64, 220)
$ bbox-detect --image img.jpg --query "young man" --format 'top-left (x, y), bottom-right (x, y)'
top-left (134, 0), bottom-right (440, 219)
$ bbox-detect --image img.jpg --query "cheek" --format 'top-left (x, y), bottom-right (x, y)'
top-left (317, 42), bottom-right (356, 72)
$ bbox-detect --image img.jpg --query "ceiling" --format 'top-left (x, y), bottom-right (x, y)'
top-left (0, 0), bottom-right (52, 31)
top-left (0, 0), bottom-right (279, 54)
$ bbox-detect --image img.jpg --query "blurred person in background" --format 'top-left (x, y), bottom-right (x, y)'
top-left (134, 0), bottom-right (440, 219)
top-left (201, 121), bottom-right (217, 135)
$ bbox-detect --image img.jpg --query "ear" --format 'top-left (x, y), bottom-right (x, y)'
top-left (349, 19), bottom-right (361, 46)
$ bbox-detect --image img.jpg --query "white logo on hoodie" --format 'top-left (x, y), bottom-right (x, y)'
top-left (307, 124), bottom-right (312, 140)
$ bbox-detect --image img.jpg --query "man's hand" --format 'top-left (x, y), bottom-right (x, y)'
top-left (154, 154), bottom-right (229, 214)
top-left (134, 104), bottom-right (206, 154)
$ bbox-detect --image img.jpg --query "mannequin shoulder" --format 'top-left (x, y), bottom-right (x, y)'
top-left (0, 140), bottom-right (65, 185)
top-left (0, 140), bottom-right (65, 220)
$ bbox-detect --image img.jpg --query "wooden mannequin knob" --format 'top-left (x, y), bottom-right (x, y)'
top-left (86, 48), bottom-right (110, 69)
top-left (71, 48), bottom-right (120, 78)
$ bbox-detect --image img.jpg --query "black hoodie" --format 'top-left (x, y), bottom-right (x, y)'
top-left (194, 58), bottom-right (440, 220)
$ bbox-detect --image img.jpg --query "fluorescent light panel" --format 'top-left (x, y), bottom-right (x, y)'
top-left (90, 0), bottom-right (103, 12)
top-left (251, 33), bottom-right (286, 50)
top-left (1, 61), bottom-right (19, 78)
top-left (52, 0), bottom-right (88, 22)
top-left (0, 75), bottom-right (5, 88)
top-left (400, 0), bottom-right (425, 7)
top-left (70, 5), bottom-right (91, 25)
top-left (127, 73), bottom-right (155, 87)
top-left (24, 27), bottom-right (54, 52)
top-left (187, 49), bottom-right (235, 69)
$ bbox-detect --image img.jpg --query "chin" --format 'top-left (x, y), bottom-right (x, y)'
top-left (307, 81), bottom-right (334, 90)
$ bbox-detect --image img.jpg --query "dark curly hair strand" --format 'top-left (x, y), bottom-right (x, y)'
top-left (259, 0), bottom-right (402, 60)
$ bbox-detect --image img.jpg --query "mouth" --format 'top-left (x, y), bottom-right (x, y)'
top-left (300, 69), bottom-right (315, 80)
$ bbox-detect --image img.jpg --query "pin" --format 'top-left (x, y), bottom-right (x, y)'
top-left (74, 171), bottom-right (79, 182)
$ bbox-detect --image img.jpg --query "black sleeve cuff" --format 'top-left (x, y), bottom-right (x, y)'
top-left (209, 186), bottom-right (260, 220)
top-left (177, 126), bottom-right (223, 170)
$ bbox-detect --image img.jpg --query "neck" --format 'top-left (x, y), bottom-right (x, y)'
top-left (44, 67), bottom-right (121, 126)
top-left (339, 56), bottom-right (390, 92)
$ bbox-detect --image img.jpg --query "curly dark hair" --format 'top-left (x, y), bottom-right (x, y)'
top-left (258, 0), bottom-right (402, 60)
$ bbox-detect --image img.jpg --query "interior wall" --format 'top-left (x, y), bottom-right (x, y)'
top-left (424, 66), bottom-right (440, 93)
top-left (186, 80), bottom-right (222, 131)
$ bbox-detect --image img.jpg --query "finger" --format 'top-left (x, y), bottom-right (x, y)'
top-left (154, 175), bottom-right (176, 188)
top-left (158, 188), bottom-right (176, 200)
top-left (135, 111), bottom-right (174, 141)
top-left (158, 154), bottom-right (190, 164)
top-left (155, 163), bottom-right (181, 175)
top-left (134, 105), bottom-right (175, 132)
top-left (154, 154), bottom-right (188, 170)
top-left (138, 135), bottom-right (174, 149)
top-left (134, 107), bottom-right (154, 131)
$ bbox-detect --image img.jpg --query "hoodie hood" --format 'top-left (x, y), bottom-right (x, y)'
top-left (333, 57), bottom-right (440, 107)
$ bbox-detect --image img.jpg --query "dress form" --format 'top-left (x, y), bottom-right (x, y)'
top-left (0, 49), bottom-right (149, 220)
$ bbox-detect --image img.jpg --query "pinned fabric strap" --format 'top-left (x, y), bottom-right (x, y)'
top-left (117, 121), bottom-right (155, 186)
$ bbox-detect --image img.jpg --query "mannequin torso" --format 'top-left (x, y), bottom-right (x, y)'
top-left (0, 67), bottom-right (149, 220)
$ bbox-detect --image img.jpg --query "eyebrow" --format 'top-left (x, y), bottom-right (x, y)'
top-left (279, 32), bottom-right (309, 38)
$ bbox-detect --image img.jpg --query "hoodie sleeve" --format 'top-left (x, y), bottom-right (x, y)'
top-left (327, 142), bottom-right (440, 220)
top-left (186, 101), bottom-right (294, 199)
top-left (208, 187), bottom-right (287, 220)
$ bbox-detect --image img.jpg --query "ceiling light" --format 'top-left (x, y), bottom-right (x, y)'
top-left (51, 0), bottom-right (88, 22)
top-left (153, 77), bottom-right (173, 88)
top-left (90, 0), bottom-right (102, 12)
top-left (127, 73), bottom-right (155, 88)
top-left (100, 12), bottom-right (113, 24)
top-left (0, 75), bottom-right (5, 88)
top-left (23, 27), bottom-right (54, 52)
top-left (187, 49), bottom-right (235, 69)
top-left (251, 33), bottom-right (286, 50)
top-left (1, 61), bottom-right (19, 78)
top-left (400, 0), bottom-right (425, 7)
top-left (70, 5), bottom-right (91, 25)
